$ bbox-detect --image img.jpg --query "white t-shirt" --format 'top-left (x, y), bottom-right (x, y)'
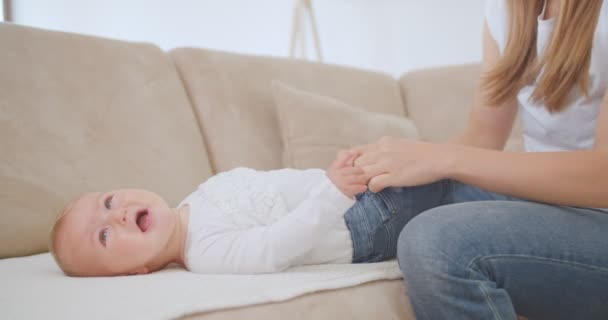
top-left (179, 168), bottom-right (355, 274)
top-left (486, 0), bottom-right (608, 151)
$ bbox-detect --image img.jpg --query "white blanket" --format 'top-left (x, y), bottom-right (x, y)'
top-left (0, 253), bottom-right (402, 319)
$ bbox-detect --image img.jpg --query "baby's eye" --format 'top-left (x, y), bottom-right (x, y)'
top-left (104, 195), bottom-right (113, 210)
top-left (99, 228), bottom-right (108, 246)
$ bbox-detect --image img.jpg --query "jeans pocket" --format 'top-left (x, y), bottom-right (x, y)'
top-left (372, 191), bottom-right (398, 222)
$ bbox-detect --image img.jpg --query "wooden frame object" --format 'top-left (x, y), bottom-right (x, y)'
top-left (3, 0), bottom-right (11, 22)
top-left (289, 0), bottom-right (323, 61)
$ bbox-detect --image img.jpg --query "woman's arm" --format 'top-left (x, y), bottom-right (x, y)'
top-left (445, 19), bottom-right (608, 207)
top-left (354, 104), bottom-right (608, 208)
top-left (352, 21), bottom-right (608, 208)
top-left (444, 139), bottom-right (608, 208)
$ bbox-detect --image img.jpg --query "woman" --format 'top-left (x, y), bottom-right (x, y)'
top-left (352, 0), bottom-right (608, 319)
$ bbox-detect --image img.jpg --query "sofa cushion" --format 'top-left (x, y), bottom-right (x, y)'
top-left (400, 64), bottom-right (523, 151)
top-left (0, 24), bottom-right (213, 258)
top-left (170, 48), bottom-right (407, 173)
top-left (272, 81), bottom-right (419, 169)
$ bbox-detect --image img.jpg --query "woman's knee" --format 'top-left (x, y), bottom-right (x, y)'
top-left (397, 206), bottom-right (452, 272)
top-left (397, 202), bottom-right (502, 274)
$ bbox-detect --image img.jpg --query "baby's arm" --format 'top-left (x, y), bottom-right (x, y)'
top-left (187, 177), bottom-right (354, 274)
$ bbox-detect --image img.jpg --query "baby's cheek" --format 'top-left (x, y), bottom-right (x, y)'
top-left (114, 234), bottom-right (143, 255)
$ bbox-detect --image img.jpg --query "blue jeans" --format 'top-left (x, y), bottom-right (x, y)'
top-left (344, 180), bottom-right (608, 320)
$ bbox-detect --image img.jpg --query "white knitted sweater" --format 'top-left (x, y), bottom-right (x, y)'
top-left (180, 167), bottom-right (355, 274)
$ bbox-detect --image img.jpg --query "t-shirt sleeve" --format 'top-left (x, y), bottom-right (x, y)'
top-left (485, 0), bottom-right (508, 53)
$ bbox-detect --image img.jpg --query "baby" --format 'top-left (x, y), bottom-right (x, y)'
top-left (50, 151), bottom-right (409, 276)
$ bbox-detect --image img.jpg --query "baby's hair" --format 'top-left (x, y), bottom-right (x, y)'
top-left (48, 196), bottom-right (81, 276)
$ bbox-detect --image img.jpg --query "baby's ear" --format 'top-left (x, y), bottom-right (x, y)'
top-left (128, 266), bottom-right (149, 275)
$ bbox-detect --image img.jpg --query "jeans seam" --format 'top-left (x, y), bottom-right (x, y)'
top-left (374, 191), bottom-right (396, 217)
top-left (467, 254), bottom-right (608, 274)
top-left (477, 282), bottom-right (505, 320)
top-left (382, 223), bottom-right (395, 260)
top-left (401, 250), bottom-right (510, 319)
top-left (371, 225), bottom-right (391, 262)
top-left (351, 198), bottom-right (376, 262)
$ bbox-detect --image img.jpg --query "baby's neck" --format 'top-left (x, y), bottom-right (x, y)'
top-left (148, 205), bottom-right (190, 271)
top-left (173, 205), bottom-right (190, 265)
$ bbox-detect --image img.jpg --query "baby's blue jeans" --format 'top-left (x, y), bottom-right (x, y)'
top-left (344, 180), bottom-right (608, 319)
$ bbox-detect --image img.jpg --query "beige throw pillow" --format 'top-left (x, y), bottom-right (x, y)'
top-left (272, 81), bottom-right (419, 169)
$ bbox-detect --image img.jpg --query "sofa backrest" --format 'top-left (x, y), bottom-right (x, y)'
top-left (0, 23), bottom-right (213, 258)
top-left (170, 48), bottom-right (407, 173)
top-left (0, 23), bottom-right (524, 259)
top-left (400, 64), bottom-right (523, 151)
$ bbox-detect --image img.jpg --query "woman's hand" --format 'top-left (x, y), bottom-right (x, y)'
top-left (326, 150), bottom-right (369, 199)
top-left (351, 136), bottom-right (451, 193)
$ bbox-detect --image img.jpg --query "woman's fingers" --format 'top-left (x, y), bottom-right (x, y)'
top-left (343, 173), bottom-right (369, 185)
top-left (339, 166), bottom-right (365, 175)
top-left (353, 151), bottom-right (379, 167)
top-left (337, 150), bottom-right (352, 161)
top-left (348, 139), bottom-right (446, 192)
top-left (368, 173), bottom-right (393, 193)
top-left (332, 150), bottom-right (360, 169)
top-left (344, 153), bottom-right (358, 167)
top-left (346, 185), bottom-right (368, 196)
top-left (349, 144), bottom-right (371, 156)
top-left (360, 163), bottom-right (388, 180)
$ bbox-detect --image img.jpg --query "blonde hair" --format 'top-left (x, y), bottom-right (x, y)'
top-left (48, 197), bottom-right (81, 276)
top-left (482, 0), bottom-right (602, 112)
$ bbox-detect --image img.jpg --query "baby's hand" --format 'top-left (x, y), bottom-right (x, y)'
top-left (326, 150), bottom-right (368, 199)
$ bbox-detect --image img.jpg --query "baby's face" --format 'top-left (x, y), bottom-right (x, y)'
top-left (56, 189), bottom-right (176, 276)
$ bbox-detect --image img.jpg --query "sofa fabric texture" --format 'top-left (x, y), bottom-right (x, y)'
top-left (169, 47), bottom-right (407, 173)
top-left (399, 64), bottom-right (524, 151)
top-left (0, 23), bottom-right (213, 258)
top-left (272, 81), bottom-right (419, 169)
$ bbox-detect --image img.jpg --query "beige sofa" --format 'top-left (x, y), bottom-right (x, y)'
top-left (0, 23), bottom-right (523, 319)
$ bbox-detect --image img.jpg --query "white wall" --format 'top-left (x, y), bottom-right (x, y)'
top-left (11, 0), bottom-right (486, 77)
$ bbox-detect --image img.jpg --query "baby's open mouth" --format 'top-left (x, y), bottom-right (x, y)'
top-left (136, 209), bottom-right (150, 232)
